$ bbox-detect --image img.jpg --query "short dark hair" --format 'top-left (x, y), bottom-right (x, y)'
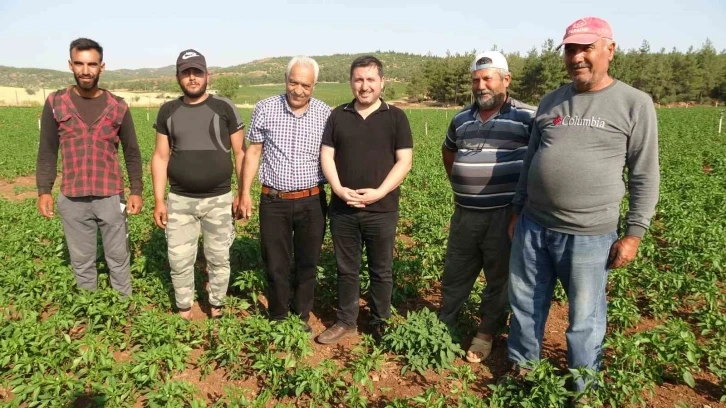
top-left (349, 55), bottom-right (383, 79)
top-left (69, 38), bottom-right (103, 62)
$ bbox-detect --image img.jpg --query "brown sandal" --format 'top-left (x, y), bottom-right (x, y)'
top-left (179, 307), bottom-right (193, 320)
top-left (466, 336), bottom-right (493, 363)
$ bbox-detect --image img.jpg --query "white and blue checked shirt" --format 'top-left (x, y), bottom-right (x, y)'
top-left (247, 95), bottom-right (331, 191)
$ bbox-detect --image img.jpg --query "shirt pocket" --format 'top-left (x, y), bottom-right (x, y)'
top-left (55, 114), bottom-right (78, 140)
top-left (99, 116), bottom-right (122, 143)
top-left (299, 124), bottom-right (324, 162)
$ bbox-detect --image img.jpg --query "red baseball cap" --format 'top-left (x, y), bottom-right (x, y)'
top-left (557, 17), bottom-right (613, 50)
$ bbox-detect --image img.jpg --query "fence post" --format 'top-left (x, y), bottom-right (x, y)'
top-left (425, 119), bottom-right (428, 136)
top-left (719, 110), bottom-right (724, 135)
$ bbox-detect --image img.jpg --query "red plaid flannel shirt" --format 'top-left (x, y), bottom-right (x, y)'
top-left (49, 87), bottom-right (129, 197)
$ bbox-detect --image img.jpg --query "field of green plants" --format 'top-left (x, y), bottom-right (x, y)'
top-left (0, 105), bottom-right (724, 407)
top-left (229, 83), bottom-right (372, 107)
top-left (226, 82), bottom-right (405, 107)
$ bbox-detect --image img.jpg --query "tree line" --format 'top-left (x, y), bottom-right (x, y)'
top-left (6, 41), bottom-right (721, 107)
top-left (406, 39), bottom-right (726, 106)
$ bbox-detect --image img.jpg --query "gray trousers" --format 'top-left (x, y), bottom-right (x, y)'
top-left (56, 193), bottom-right (131, 296)
top-left (439, 205), bottom-right (511, 334)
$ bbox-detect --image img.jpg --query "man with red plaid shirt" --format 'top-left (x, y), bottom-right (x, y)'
top-left (36, 38), bottom-right (143, 297)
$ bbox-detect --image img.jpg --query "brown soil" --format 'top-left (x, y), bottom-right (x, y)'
top-left (624, 315), bottom-right (664, 335)
top-left (389, 99), bottom-right (464, 110)
top-left (182, 302), bottom-right (214, 322)
top-left (396, 233), bottom-right (415, 249)
top-left (0, 175), bottom-right (134, 203)
top-left (174, 348), bottom-right (255, 403)
top-left (0, 384), bottom-right (11, 401)
top-left (120, 298), bottom-right (726, 406)
top-left (113, 350), bottom-right (132, 364)
top-left (1, 227), bottom-right (722, 406)
top-left (2, 297), bottom-right (724, 406)
top-left (704, 164), bottom-right (713, 175)
top-left (0, 175), bottom-right (37, 201)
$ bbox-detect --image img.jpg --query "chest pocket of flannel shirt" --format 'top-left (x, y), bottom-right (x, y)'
top-left (99, 116), bottom-right (122, 144)
top-left (55, 114), bottom-right (80, 141)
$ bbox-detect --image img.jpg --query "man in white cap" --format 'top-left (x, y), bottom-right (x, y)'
top-left (438, 51), bottom-right (536, 363)
top-left (507, 17), bottom-right (659, 394)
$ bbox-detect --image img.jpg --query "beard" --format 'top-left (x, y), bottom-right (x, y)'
top-left (180, 81), bottom-right (207, 98)
top-left (74, 74), bottom-right (99, 90)
top-left (475, 90), bottom-right (506, 110)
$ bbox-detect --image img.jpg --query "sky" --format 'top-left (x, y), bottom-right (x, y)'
top-left (0, 0), bottom-right (724, 71)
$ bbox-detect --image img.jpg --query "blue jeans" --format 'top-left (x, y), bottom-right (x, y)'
top-left (507, 214), bottom-right (617, 391)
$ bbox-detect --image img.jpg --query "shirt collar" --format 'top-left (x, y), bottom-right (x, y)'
top-left (344, 98), bottom-right (390, 112)
top-left (281, 94), bottom-right (311, 117)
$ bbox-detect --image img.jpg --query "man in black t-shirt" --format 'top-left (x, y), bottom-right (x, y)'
top-left (317, 56), bottom-right (413, 345)
top-left (150, 49), bottom-right (245, 319)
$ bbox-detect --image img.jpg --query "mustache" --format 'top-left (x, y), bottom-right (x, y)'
top-left (476, 90), bottom-right (494, 97)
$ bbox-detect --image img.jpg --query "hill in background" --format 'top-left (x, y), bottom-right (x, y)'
top-left (0, 51), bottom-right (434, 91)
top-left (4, 41), bottom-right (723, 106)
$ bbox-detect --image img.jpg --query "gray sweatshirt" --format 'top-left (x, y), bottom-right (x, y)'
top-left (512, 80), bottom-right (660, 238)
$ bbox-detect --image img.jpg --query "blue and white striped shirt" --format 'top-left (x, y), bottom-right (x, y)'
top-left (443, 97), bottom-right (536, 210)
top-left (247, 94), bottom-right (331, 191)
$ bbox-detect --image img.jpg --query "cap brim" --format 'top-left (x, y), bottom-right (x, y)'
top-left (471, 63), bottom-right (507, 72)
top-left (177, 62), bottom-right (207, 73)
top-left (556, 34), bottom-right (602, 50)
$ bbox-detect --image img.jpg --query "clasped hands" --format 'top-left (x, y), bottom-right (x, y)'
top-left (336, 187), bottom-right (385, 208)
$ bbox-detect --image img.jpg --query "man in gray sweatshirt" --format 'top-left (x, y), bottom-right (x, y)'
top-left (506, 17), bottom-right (660, 393)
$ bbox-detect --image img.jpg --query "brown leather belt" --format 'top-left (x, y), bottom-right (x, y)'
top-left (262, 185), bottom-right (321, 200)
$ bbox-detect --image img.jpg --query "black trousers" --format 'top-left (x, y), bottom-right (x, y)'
top-left (329, 209), bottom-right (398, 328)
top-left (259, 190), bottom-right (327, 321)
top-left (438, 205), bottom-right (512, 334)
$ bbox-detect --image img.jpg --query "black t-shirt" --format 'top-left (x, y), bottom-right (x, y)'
top-left (322, 100), bottom-right (413, 213)
top-left (154, 95), bottom-right (244, 198)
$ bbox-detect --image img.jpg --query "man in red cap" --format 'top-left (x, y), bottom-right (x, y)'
top-left (507, 16), bottom-right (660, 395)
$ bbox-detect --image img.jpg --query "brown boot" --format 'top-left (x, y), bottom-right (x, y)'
top-left (316, 323), bottom-right (357, 344)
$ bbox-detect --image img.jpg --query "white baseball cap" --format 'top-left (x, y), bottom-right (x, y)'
top-left (470, 51), bottom-right (508, 73)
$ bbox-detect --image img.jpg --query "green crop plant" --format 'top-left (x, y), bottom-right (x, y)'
top-left (381, 308), bottom-right (463, 375)
top-left (0, 106), bottom-right (724, 406)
